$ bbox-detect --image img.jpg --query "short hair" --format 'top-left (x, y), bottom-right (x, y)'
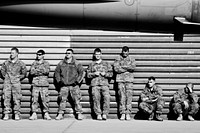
top-left (148, 76), bottom-right (156, 81)
top-left (186, 82), bottom-right (194, 87)
top-left (66, 48), bottom-right (74, 53)
top-left (37, 49), bottom-right (45, 55)
top-left (11, 47), bottom-right (19, 53)
top-left (122, 46), bottom-right (129, 52)
top-left (94, 48), bottom-right (101, 54)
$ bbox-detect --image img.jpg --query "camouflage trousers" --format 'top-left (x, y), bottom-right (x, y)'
top-left (92, 85), bottom-right (110, 115)
top-left (118, 82), bottom-right (134, 114)
top-left (173, 102), bottom-right (199, 116)
top-left (2, 83), bottom-right (22, 115)
top-left (58, 85), bottom-right (82, 114)
top-left (139, 97), bottom-right (165, 114)
top-left (31, 86), bottom-right (50, 113)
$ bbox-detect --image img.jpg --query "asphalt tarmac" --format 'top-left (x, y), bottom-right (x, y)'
top-left (0, 119), bottom-right (199, 133)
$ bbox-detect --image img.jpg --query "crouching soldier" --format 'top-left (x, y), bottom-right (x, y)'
top-left (139, 76), bottom-right (165, 121)
top-left (29, 50), bottom-right (51, 120)
top-left (172, 83), bottom-right (199, 121)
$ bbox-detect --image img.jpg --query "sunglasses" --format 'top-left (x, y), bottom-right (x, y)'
top-left (37, 54), bottom-right (43, 56)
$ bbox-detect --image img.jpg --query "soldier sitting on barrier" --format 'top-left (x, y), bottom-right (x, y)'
top-left (139, 76), bottom-right (165, 121)
top-left (29, 50), bottom-right (51, 120)
top-left (172, 82), bottom-right (199, 121)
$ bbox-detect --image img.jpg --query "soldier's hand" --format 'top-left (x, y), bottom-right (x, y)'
top-left (121, 66), bottom-right (128, 69)
top-left (94, 71), bottom-right (100, 76)
top-left (142, 97), bottom-right (149, 102)
top-left (183, 101), bottom-right (189, 109)
top-left (100, 71), bottom-right (106, 76)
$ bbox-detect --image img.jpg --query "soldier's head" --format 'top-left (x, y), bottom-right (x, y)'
top-left (121, 46), bottom-right (129, 58)
top-left (65, 48), bottom-right (74, 59)
top-left (147, 76), bottom-right (156, 88)
top-left (10, 47), bottom-right (19, 60)
top-left (185, 82), bottom-right (193, 93)
top-left (36, 49), bottom-right (45, 60)
top-left (93, 48), bottom-right (102, 61)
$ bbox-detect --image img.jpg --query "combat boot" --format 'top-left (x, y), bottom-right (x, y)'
top-left (29, 112), bottom-right (37, 120)
top-left (148, 112), bottom-right (154, 121)
top-left (188, 115), bottom-right (195, 121)
top-left (77, 114), bottom-right (84, 120)
top-left (155, 113), bottom-right (163, 121)
top-left (177, 114), bottom-right (183, 121)
top-left (126, 114), bottom-right (131, 121)
top-left (102, 114), bottom-right (107, 120)
top-left (55, 113), bottom-right (63, 120)
top-left (15, 114), bottom-right (20, 121)
top-left (120, 114), bottom-right (125, 120)
top-left (97, 114), bottom-right (102, 120)
top-left (3, 114), bottom-right (9, 120)
top-left (44, 112), bottom-right (51, 120)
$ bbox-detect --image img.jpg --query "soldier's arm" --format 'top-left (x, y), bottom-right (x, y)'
top-left (140, 88), bottom-right (149, 102)
top-left (76, 63), bottom-right (85, 84)
top-left (189, 93), bottom-right (199, 103)
top-left (113, 60), bottom-right (126, 73)
top-left (54, 63), bottom-right (61, 83)
top-left (0, 62), bottom-right (7, 80)
top-left (30, 62), bottom-right (40, 76)
top-left (39, 61), bottom-right (50, 76)
top-left (123, 59), bottom-right (136, 72)
top-left (87, 63), bottom-right (97, 78)
top-left (20, 62), bottom-right (27, 81)
top-left (103, 63), bottom-right (113, 78)
top-left (155, 86), bottom-right (163, 98)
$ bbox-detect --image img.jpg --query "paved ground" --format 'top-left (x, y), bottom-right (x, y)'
top-left (0, 119), bottom-right (200, 133)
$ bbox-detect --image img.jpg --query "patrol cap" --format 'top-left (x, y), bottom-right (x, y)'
top-left (37, 49), bottom-right (45, 55)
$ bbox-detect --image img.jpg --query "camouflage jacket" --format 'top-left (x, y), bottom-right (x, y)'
top-left (87, 60), bottom-right (113, 86)
top-left (173, 88), bottom-right (199, 104)
top-left (30, 60), bottom-right (50, 87)
top-left (55, 57), bottom-right (85, 86)
top-left (140, 84), bottom-right (163, 103)
top-left (113, 55), bottom-right (136, 82)
top-left (1, 58), bottom-right (27, 84)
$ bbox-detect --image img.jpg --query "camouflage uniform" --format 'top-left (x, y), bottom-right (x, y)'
top-left (55, 57), bottom-right (85, 114)
top-left (113, 55), bottom-right (136, 114)
top-left (172, 87), bottom-right (199, 117)
top-left (87, 60), bottom-right (113, 116)
top-left (139, 84), bottom-right (165, 115)
top-left (30, 60), bottom-right (50, 113)
top-left (0, 58), bottom-right (27, 115)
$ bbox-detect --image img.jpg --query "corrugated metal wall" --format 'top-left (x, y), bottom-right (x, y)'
top-left (0, 25), bottom-right (200, 119)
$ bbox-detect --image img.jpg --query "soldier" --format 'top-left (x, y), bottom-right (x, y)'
top-left (0, 47), bottom-right (27, 120)
top-left (54, 48), bottom-right (85, 120)
top-left (139, 76), bottom-right (165, 121)
top-left (172, 83), bottom-right (199, 121)
top-left (113, 46), bottom-right (136, 120)
top-left (87, 48), bottom-right (113, 120)
top-left (29, 50), bottom-right (51, 120)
